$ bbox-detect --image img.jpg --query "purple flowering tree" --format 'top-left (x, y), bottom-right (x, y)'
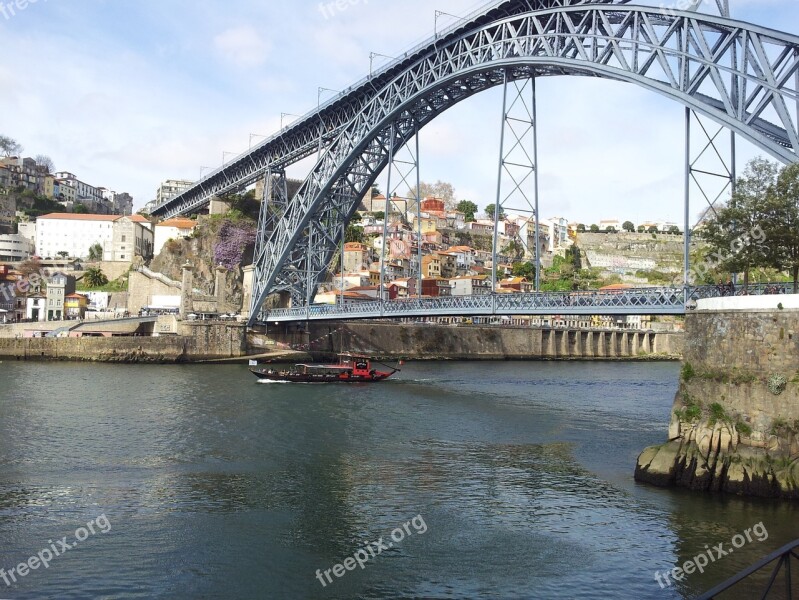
top-left (214, 221), bottom-right (256, 270)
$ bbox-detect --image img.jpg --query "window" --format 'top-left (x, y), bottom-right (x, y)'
top-left (121, 235), bottom-right (126, 242)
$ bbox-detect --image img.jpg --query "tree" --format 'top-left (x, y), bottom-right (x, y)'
top-left (622, 221), bottom-right (635, 232)
top-left (647, 226), bottom-right (658, 234)
top-left (605, 226), bottom-right (617, 233)
top-left (57, 251), bottom-right (69, 259)
top-left (83, 267), bottom-right (109, 288)
top-left (34, 155), bottom-right (55, 173)
top-left (512, 261), bottom-right (536, 279)
top-left (0, 135), bottom-right (22, 157)
top-left (637, 225), bottom-right (646, 233)
top-left (485, 203), bottom-right (505, 220)
top-left (408, 181), bottom-right (456, 207)
top-left (701, 157), bottom-right (779, 288)
top-left (370, 184), bottom-right (382, 198)
top-left (668, 225), bottom-right (681, 235)
top-left (576, 224), bottom-right (586, 232)
top-left (765, 163), bottom-right (799, 292)
top-left (73, 203), bottom-right (89, 214)
top-left (372, 211), bottom-right (385, 221)
top-left (590, 224), bottom-right (599, 233)
top-left (345, 224), bottom-right (364, 244)
top-left (502, 240), bottom-right (524, 260)
top-left (88, 243), bottom-right (103, 261)
top-left (456, 200), bottom-right (478, 222)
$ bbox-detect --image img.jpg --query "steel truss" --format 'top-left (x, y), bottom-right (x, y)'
top-left (245, 4), bottom-right (799, 324)
top-left (377, 124), bottom-right (422, 296)
top-left (493, 72), bottom-right (541, 292)
top-left (152, 0), bottom-right (610, 220)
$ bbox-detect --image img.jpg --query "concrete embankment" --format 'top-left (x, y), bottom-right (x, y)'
top-left (635, 296), bottom-right (799, 499)
top-left (299, 322), bottom-right (683, 360)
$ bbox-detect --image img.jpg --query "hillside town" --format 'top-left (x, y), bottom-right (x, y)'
top-left (0, 139), bottom-right (691, 334)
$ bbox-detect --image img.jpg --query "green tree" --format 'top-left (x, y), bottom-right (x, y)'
top-left (576, 224), bottom-right (586, 232)
top-left (88, 243), bottom-right (103, 261)
top-left (502, 240), bottom-right (524, 260)
top-left (647, 226), bottom-right (658, 234)
top-left (622, 221), bottom-right (635, 232)
top-left (485, 204), bottom-right (505, 220)
top-left (511, 261), bottom-right (536, 279)
top-left (668, 225), bottom-right (681, 235)
top-left (372, 211), bottom-right (385, 221)
top-left (590, 224), bottom-right (599, 233)
top-left (344, 224), bottom-right (364, 244)
top-left (637, 225), bottom-right (646, 233)
top-left (765, 163), bottom-right (799, 292)
top-left (701, 157), bottom-right (779, 288)
top-left (57, 251), bottom-right (69, 259)
top-left (605, 226), bottom-right (617, 233)
top-left (83, 267), bottom-right (109, 288)
top-left (456, 200), bottom-right (478, 222)
top-left (73, 203), bottom-right (89, 214)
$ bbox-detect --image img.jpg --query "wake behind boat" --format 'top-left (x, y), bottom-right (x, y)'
top-left (250, 353), bottom-right (400, 383)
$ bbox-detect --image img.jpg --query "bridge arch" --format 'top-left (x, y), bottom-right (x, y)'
top-left (250, 3), bottom-right (799, 322)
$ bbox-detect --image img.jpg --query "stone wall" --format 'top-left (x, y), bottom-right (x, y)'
top-left (127, 270), bottom-right (181, 315)
top-left (0, 322), bottom-right (249, 362)
top-left (303, 322), bottom-right (683, 360)
top-left (636, 297), bottom-right (799, 499)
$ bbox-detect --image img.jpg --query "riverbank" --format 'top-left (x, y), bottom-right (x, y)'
top-left (0, 321), bottom-right (684, 363)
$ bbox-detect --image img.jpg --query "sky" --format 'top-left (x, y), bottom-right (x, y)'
top-left (0, 0), bottom-right (796, 226)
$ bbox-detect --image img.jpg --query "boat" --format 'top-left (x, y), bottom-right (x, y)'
top-left (250, 353), bottom-right (401, 383)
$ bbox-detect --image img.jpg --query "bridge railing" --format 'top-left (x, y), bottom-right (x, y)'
top-left (261, 284), bottom-right (797, 322)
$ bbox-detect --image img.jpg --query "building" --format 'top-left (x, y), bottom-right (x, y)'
top-left (0, 234), bottom-right (35, 262)
top-left (110, 215), bottom-right (154, 261)
top-left (421, 254), bottom-right (441, 279)
top-left (343, 242), bottom-right (370, 272)
top-left (36, 213), bottom-right (154, 261)
top-left (26, 293), bottom-right (46, 322)
top-left (153, 218), bottom-right (197, 256)
top-left (450, 275), bottom-right (491, 296)
top-left (420, 277), bottom-right (452, 297)
top-left (64, 293), bottom-right (89, 320)
top-left (16, 220), bottom-right (36, 247)
top-left (54, 172), bottom-right (107, 213)
top-left (46, 272), bottom-right (76, 321)
top-left (156, 179), bottom-right (194, 206)
top-left (113, 192), bottom-right (134, 216)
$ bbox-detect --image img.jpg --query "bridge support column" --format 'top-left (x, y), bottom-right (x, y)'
top-left (492, 72), bottom-right (540, 293)
top-left (585, 331), bottom-right (594, 358)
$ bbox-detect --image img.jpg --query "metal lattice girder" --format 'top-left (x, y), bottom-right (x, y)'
top-left (151, 0), bottom-right (616, 220)
top-left (248, 4), bottom-right (799, 322)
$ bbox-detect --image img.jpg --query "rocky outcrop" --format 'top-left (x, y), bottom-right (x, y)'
top-left (150, 215), bottom-right (254, 311)
top-left (635, 301), bottom-right (799, 499)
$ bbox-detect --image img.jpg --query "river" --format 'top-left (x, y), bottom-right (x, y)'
top-left (0, 360), bottom-right (797, 599)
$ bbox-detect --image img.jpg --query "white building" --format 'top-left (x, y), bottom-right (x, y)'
top-left (156, 179), bottom-right (194, 206)
top-left (0, 234), bottom-right (35, 262)
top-left (153, 217), bottom-right (197, 256)
top-left (17, 221), bottom-right (36, 246)
top-left (36, 213), bottom-right (154, 261)
top-left (450, 275), bottom-right (490, 296)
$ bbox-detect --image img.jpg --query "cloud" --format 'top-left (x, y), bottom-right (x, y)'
top-left (213, 25), bottom-right (271, 69)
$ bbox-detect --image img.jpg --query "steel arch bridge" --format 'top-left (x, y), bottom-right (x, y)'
top-left (150, 0), bottom-right (799, 325)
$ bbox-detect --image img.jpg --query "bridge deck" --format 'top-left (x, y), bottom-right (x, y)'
top-left (261, 285), bottom-right (787, 323)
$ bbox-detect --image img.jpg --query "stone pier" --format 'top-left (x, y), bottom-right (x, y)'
top-left (636, 295), bottom-right (799, 499)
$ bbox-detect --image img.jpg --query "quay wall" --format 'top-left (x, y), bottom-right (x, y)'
top-left (302, 322), bottom-right (683, 360)
top-left (635, 297), bottom-right (799, 499)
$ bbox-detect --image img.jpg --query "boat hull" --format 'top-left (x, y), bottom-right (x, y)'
top-left (250, 369), bottom-right (394, 383)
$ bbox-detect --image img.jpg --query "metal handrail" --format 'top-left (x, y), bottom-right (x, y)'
top-left (697, 539), bottom-right (799, 600)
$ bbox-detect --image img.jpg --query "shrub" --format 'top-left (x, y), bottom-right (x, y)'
top-left (768, 374), bottom-right (787, 396)
top-left (681, 362), bottom-right (695, 382)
